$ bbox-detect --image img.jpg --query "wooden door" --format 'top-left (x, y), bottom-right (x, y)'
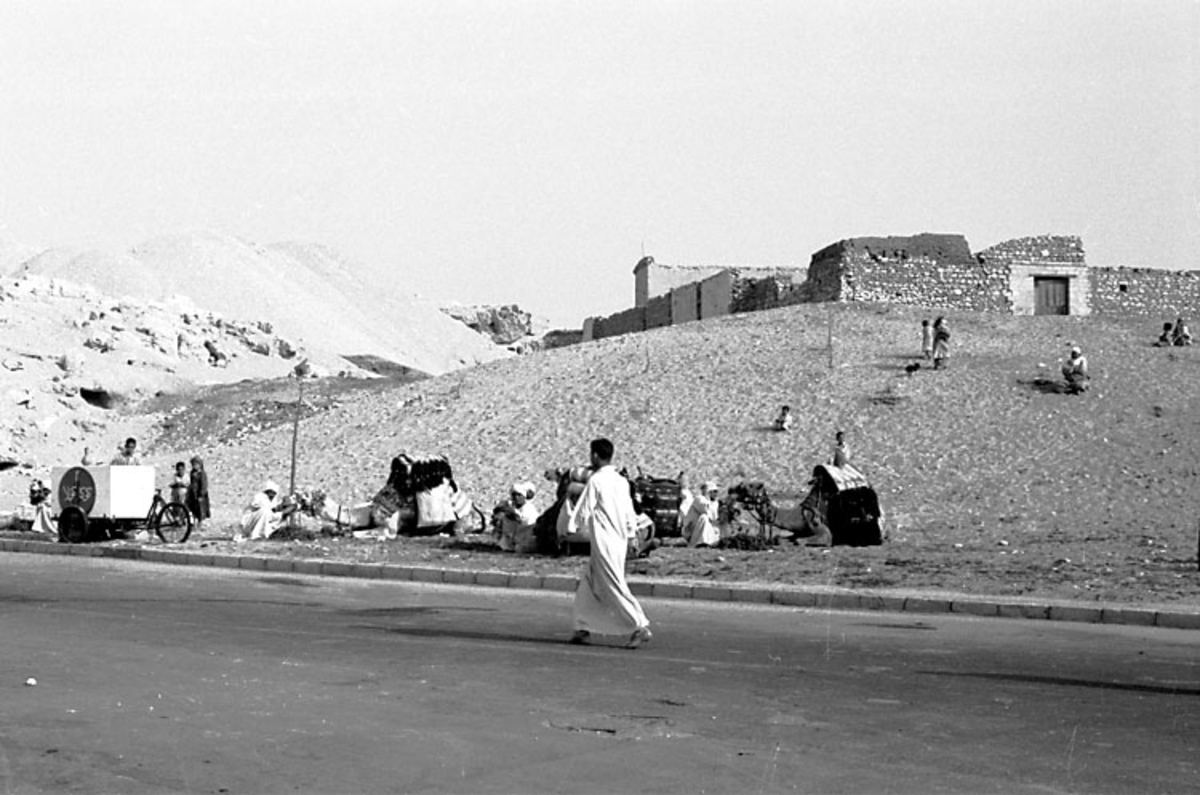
top-left (1034, 277), bottom-right (1069, 315)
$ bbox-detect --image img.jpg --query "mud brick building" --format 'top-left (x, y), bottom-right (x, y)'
top-left (583, 234), bottom-right (1200, 341)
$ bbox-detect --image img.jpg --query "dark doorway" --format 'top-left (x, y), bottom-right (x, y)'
top-left (1034, 277), bottom-right (1069, 315)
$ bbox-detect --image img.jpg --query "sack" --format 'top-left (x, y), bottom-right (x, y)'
top-left (416, 482), bottom-right (456, 528)
top-left (556, 496), bottom-right (588, 542)
top-left (450, 488), bottom-right (472, 520)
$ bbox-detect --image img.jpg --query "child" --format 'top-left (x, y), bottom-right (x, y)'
top-left (186, 456), bottom-right (211, 532)
top-left (921, 318), bottom-right (933, 360)
top-left (774, 405), bottom-right (794, 432)
top-left (169, 462), bottom-right (188, 504)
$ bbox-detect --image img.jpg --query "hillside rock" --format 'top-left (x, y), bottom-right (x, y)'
top-left (441, 304), bottom-right (536, 345)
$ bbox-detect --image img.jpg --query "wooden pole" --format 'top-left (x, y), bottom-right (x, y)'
top-left (289, 375), bottom-right (302, 500)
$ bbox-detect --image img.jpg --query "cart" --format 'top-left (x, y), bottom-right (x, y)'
top-left (50, 465), bottom-right (193, 544)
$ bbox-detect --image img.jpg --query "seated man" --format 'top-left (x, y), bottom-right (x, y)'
top-left (1156, 322), bottom-right (1174, 347)
top-left (681, 480), bottom-right (721, 547)
top-left (1062, 346), bottom-right (1090, 394)
top-left (239, 480), bottom-right (291, 541)
top-left (1172, 317), bottom-right (1193, 346)
top-left (773, 405), bottom-right (794, 432)
top-left (111, 437), bottom-right (142, 466)
top-left (493, 481), bottom-right (539, 552)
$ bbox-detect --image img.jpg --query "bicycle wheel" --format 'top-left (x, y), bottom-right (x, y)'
top-left (155, 502), bottom-right (193, 543)
top-left (58, 506), bottom-right (89, 544)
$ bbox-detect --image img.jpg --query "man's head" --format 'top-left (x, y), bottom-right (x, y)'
top-left (122, 437), bottom-right (137, 454)
top-left (263, 480), bottom-right (280, 500)
top-left (175, 461), bottom-right (186, 474)
top-left (510, 481), bottom-right (535, 507)
top-left (1070, 346), bottom-right (1082, 358)
top-left (781, 405), bottom-right (790, 414)
top-left (703, 480), bottom-right (719, 498)
top-left (835, 431), bottom-right (845, 444)
top-left (589, 438), bottom-right (614, 468)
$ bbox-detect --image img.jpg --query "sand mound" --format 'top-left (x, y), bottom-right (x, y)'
top-left (18, 232), bottom-right (508, 375)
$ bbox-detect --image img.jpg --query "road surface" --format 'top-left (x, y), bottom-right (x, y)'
top-left (1, 553), bottom-right (1197, 793)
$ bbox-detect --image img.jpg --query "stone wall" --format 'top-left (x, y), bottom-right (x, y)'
top-left (978, 236), bottom-right (1089, 315)
top-left (729, 270), bottom-right (806, 314)
top-left (818, 234), bottom-right (1009, 312)
top-left (593, 306), bottom-right (645, 339)
top-left (645, 294), bottom-right (672, 330)
top-left (699, 271), bottom-right (734, 319)
top-left (671, 282), bottom-right (700, 324)
top-left (633, 257), bottom-right (725, 308)
top-left (1090, 266), bottom-right (1200, 317)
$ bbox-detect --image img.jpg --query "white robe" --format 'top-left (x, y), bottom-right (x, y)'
top-left (240, 491), bottom-right (280, 539)
top-left (571, 465), bottom-right (648, 635)
top-left (682, 494), bottom-right (721, 547)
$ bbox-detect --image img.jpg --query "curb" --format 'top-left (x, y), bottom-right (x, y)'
top-left (3, 538), bottom-right (1199, 631)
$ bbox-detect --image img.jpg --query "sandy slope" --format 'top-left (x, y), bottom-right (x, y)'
top-left (12, 232), bottom-right (508, 375)
top-left (7, 301), bottom-right (1198, 602)
top-left (53, 300), bottom-right (1187, 603)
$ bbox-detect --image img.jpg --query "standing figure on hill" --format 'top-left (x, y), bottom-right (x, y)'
top-left (774, 405), bottom-right (794, 432)
top-left (1172, 317), bottom-right (1192, 346)
top-left (831, 430), bottom-right (850, 467)
top-left (921, 318), bottom-right (933, 360)
top-left (568, 438), bottom-right (652, 649)
top-left (111, 437), bottom-right (142, 466)
top-left (931, 317), bottom-right (950, 370)
top-left (681, 480), bottom-right (721, 547)
top-left (80, 446), bottom-right (97, 466)
top-left (1061, 346), bottom-right (1090, 394)
top-left (1156, 322), bottom-right (1175, 347)
top-left (169, 462), bottom-right (188, 505)
top-left (186, 456), bottom-right (210, 533)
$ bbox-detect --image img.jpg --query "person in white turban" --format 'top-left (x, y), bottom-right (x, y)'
top-left (239, 480), bottom-right (285, 541)
top-left (681, 480), bottom-right (722, 547)
top-left (494, 481), bottom-right (539, 552)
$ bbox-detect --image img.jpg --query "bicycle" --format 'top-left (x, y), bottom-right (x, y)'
top-left (149, 489), bottom-right (193, 543)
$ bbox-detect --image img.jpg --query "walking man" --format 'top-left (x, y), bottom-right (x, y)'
top-left (569, 438), bottom-right (652, 649)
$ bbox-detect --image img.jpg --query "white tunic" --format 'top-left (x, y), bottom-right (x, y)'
top-left (571, 465), bottom-right (649, 635)
top-left (682, 494), bottom-right (721, 547)
top-left (240, 491), bottom-right (280, 540)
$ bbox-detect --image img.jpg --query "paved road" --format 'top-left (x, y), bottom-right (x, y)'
top-left (1, 554), bottom-right (1197, 794)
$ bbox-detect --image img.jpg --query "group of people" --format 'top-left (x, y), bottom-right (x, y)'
top-left (1155, 317), bottom-right (1192, 347)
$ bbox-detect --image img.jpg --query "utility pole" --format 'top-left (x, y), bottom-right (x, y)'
top-left (287, 359), bottom-right (310, 524)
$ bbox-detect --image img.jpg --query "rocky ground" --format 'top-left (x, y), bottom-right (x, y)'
top-left (5, 301), bottom-right (1200, 605)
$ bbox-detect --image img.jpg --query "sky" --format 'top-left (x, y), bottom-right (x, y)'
top-left (1, 0), bottom-right (1197, 328)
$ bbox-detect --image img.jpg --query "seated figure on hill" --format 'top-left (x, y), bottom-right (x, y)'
top-left (1156, 322), bottom-right (1174, 347)
top-left (1172, 317), bottom-right (1193, 346)
top-left (774, 405), bottom-right (794, 432)
top-left (1061, 347), bottom-right (1090, 394)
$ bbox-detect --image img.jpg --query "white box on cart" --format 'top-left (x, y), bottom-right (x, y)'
top-left (50, 465), bottom-right (156, 520)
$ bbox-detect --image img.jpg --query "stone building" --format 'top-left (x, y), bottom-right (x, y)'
top-left (584, 234), bottom-right (1200, 341)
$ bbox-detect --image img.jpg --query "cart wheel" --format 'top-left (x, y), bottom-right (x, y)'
top-left (155, 503), bottom-right (193, 544)
top-left (58, 506), bottom-right (89, 544)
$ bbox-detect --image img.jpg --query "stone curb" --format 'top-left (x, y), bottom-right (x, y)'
top-left (3, 538), bottom-right (1199, 631)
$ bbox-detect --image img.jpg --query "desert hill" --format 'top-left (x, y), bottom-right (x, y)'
top-left (7, 232), bottom-right (508, 376)
top-left (130, 302), bottom-right (1200, 558)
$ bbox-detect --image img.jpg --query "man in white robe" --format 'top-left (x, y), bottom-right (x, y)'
top-left (569, 438), bottom-right (651, 649)
top-left (682, 480), bottom-right (721, 547)
top-left (239, 480), bottom-right (283, 541)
